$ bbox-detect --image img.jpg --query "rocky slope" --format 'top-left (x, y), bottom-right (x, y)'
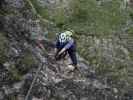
top-left (0, 0), bottom-right (133, 100)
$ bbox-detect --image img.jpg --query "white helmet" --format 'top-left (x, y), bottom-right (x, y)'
top-left (59, 32), bottom-right (67, 43)
top-left (59, 30), bottom-right (74, 43)
top-left (65, 31), bottom-right (73, 37)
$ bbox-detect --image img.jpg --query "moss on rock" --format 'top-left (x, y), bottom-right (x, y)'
top-left (0, 33), bottom-right (8, 64)
top-left (18, 51), bottom-right (36, 75)
top-left (127, 27), bottom-right (133, 36)
top-left (9, 64), bottom-right (22, 81)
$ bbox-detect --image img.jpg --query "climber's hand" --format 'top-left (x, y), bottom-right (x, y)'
top-left (54, 48), bottom-right (57, 53)
top-left (58, 48), bottom-right (66, 55)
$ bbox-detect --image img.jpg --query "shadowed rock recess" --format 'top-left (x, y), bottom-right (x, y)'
top-left (0, 0), bottom-right (133, 100)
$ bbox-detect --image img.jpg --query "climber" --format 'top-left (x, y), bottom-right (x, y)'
top-left (55, 30), bottom-right (77, 71)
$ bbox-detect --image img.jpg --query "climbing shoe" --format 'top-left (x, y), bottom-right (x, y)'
top-left (67, 64), bottom-right (77, 71)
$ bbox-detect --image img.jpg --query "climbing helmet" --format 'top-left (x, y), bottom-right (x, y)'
top-left (59, 32), bottom-right (67, 43)
top-left (59, 30), bottom-right (74, 43)
top-left (65, 30), bottom-right (73, 37)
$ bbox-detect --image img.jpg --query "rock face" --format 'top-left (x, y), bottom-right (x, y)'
top-left (5, 0), bottom-right (25, 8)
top-left (37, 0), bottom-right (71, 8)
top-left (0, 0), bottom-right (133, 100)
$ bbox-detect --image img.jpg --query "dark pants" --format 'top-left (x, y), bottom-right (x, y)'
top-left (55, 47), bottom-right (77, 66)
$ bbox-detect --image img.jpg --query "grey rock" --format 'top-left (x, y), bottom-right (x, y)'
top-left (0, 90), bottom-right (5, 100)
top-left (1, 0), bottom-right (133, 100)
top-left (5, 0), bottom-right (24, 9)
top-left (13, 81), bottom-right (24, 91)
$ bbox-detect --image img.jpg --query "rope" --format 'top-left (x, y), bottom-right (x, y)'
top-left (24, 63), bottom-right (44, 100)
top-left (23, 36), bottom-right (133, 99)
top-left (24, 42), bottom-right (48, 100)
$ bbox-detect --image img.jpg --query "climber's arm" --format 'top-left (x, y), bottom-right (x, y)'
top-left (58, 39), bottom-right (74, 55)
top-left (37, 39), bottom-right (44, 50)
top-left (64, 39), bottom-right (74, 49)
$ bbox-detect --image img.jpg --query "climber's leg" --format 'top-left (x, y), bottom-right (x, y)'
top-left (67, 49), bottom-right (77, 66)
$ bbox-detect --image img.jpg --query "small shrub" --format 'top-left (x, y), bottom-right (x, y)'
top-left (128, 7), bottom-right (133, 20)
top-left (129, 52), bottom-right (133, 60)
top-left (9, 65), bottom-right (22, 81)
top-left (18, 51), bottom-right (36, 74)
top-left (127, 27), bottom-right (133, 36)
top-left (30, 0), bottom-right (49, 19)
top-left (51, 8), bottom-right (68, 28)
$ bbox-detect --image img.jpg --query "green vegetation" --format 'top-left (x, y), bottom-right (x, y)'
top-left (9, 65), bottom-right (22, 81)
top-left (30, 0), bottom-right (129, 36)
top-left (0, 33), bottom-right (8, 63)
top-left (51, 8), bottom-right (68, 28)
top-left (130, 52), bottom-right (133, 60)
top-left (9, 51), bottom-right (36, 81)
top-left (0, 33), bottom-right (21, 81)
top-left (30, 0), bottom-right (69, 28)
top-left (66, 0), bottom-right (129, 35)
top-left (18, 51), bottom-right (36, 74)
top-left (127, 27), bottom-right (133, 36)
top-left (30, 0), bottom-right (49, 19)
top-left (128, 6), bottom-right (133, 20)
top-left (29, 0), bottom-right (131, 39)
